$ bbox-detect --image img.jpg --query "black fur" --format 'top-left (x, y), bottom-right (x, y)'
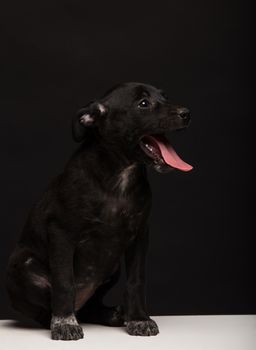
top-left (6, 82), bottom-right (191, 340)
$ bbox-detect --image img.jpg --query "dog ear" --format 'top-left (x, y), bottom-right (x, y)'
top-left (72, 102), bottom-right (107, 142)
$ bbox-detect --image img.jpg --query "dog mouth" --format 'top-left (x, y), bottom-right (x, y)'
top-left (139, 134), bottom-right (193, 172)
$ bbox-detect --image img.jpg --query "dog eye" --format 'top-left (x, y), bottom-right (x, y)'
top-left (138, 99), bottom-right (151, 109)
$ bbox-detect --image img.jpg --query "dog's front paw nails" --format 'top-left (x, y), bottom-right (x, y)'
top-left (126, 319), bottom-right (159, 336)
top-left (51, 324), bottom-right (84, 341)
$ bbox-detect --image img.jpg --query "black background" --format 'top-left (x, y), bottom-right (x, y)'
top-left (0, 0), bottom-right (254, 319)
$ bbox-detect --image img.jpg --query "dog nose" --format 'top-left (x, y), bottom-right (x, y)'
top-left (177, 107), bottom-right (190, 120)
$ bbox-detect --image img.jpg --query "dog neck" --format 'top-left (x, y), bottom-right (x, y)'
top-left (72, 138), bottom-right (147, 192)
top-left (115, 163), bottom-right (137, 194)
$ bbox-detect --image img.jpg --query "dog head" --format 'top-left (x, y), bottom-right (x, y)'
top-left (72, 82), bottom-right (193, 173)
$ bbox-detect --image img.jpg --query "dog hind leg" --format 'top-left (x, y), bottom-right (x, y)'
top-left (6, 248), bottom-right (52, 328)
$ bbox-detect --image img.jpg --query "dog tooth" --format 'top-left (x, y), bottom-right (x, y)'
top-left (145, 143), bottom-right (153, 152)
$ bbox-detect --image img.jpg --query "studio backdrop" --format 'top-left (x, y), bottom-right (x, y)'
top-left (0, 0), bottom-right (254, 319)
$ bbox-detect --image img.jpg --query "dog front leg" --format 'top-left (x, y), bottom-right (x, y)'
top-left (48, 224), bottom-right (83, 340)
top-left (124, 228), bottom-right (159, 336)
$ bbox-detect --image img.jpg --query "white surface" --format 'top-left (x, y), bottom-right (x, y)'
top-left (0, 315), bottom-right (255, 350)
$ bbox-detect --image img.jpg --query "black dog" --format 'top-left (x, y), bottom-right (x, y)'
top-left (6, 82), bottom-right (193, 340)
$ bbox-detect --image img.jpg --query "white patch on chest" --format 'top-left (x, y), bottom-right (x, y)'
top-left (24, 257), bottom-right (33, 265)
top-left (117, 164), bottom-right (136, 193)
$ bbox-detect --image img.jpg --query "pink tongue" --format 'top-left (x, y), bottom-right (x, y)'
top-left (146, 135), bottom-right (193, 172)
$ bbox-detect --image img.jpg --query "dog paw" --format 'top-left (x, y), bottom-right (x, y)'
top-left (51, 324), bottom-right (84, 341)
top-left (50, 314), bottom-right (84, 341)
top-left (126, 319), bottom-right (159, 336)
